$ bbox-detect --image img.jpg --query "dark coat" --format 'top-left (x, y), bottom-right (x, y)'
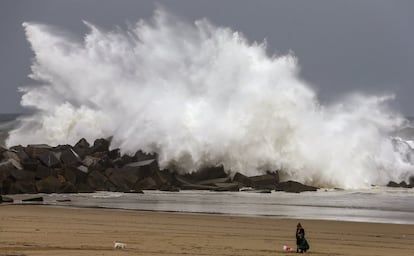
top-left (296, 227), bottom-right (305, 245)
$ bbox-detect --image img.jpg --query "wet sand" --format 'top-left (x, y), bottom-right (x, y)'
top-left (0, 205), bottom-right (413, 256)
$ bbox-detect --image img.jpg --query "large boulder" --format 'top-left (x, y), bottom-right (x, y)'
top-left (1, 177), bottom-right (13, 194)
top-left (87, 170), bottom-right (108, 191)
top-left (174, 175), bottom-right (217, 190)
top-left (232, 172), bottom-right (254, 187)
top-left (184, 165), bottom-right (227, 182)
top-left (82, 156), bottom-right (100, 169)
top-left (276, 181), bottom-right (318, 193)
top-left (197, 177), bottom-right (231, 186)
top-left (35, 165), bottom-right (52, 179)
top-left (10, 169), bottom-right (35, 181)
top-left (73, 138), bottom-right (90, 159)
top-left (60, 148), bottom-right (81, 166)
top-left (61, 167), bottom-right (77, 185)
top-left (249, 173), bottom-right (279, 189)
top-left (90, 138), bottom-right (111, 154)
top-left (124, 159), bottom-right (160, 180)
top-left (35, 176), bottom-right (63, 193)
top-left (38, 151), bottom-right (61, 168)
top-left (108, 148), bottom-right (121, 160)
top-left (105, 168), bottom-right (137, 191)
top-left (134, 177), bottom-right (158, 190)
top-left (21, 158), bottom-right (39, 171)
top-left (387, 181), bottom-right (412, 188)
top-left (1, 156), bottom-right (23, 170)
top-left (9, 145), bottom-right (30, 160)
top-left (213, 182), bottom-right (240, 192)
top-left (0, 160), bottom-right (15, 180)
top-left (0, 146), bottom-right (7, 161)
top-left (134, 150), bottom-right (157, 162)
top-left (25, 144), bottom-right (52, 159)
top-left (8, 180), bottom-right (37, 194)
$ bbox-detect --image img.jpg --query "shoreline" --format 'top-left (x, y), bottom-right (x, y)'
top-left (1, 205), bottom-right (413, 256)
top-left (3, 201), bottom-right (414, 226)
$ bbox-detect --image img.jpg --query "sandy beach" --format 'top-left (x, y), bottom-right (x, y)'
top-left (0, 205), bottom-right (413, 256)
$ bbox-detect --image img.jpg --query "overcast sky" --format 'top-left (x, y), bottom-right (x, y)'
top-left (1, 0), bottom-right (413, 115)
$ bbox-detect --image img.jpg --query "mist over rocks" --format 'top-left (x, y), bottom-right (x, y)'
top-left (0, 138), bottom-right (321, 195)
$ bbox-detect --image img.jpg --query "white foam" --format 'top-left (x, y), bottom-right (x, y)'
top-left (7, 8), bottom-right (414, 188)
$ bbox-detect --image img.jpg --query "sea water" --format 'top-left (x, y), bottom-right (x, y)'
top-left (6, 188), bottom-right (414, 224)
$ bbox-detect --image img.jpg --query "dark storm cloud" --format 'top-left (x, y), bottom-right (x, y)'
top-left (0, 0), bottom-right (413, 115)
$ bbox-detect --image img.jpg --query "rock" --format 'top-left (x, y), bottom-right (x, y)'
top-left (0, 146), bottom-right (7, 159)
top-left (0, 195), bottom-right (14, 203)
top-left (134, 177), bottom-right (158, 190)
top-left (174, 175), bottom-right (217, 190)
top-left (0, 160), bottom-right (15, 179)
top-left (410, 176), bottom-right (414, 187)
top-left (399, 181), bottom-right (410, 188)
top-left (87, 170), bottom-right (108, 191)
top-left (159, 184), bottom-right (180, 192)
top-left (3, 150), bottom-right (22, 163)
top-left (232, 172), bottom-right (254, 187)
top-left (56, 199), bottom-right (72, 202)
top-left (185, 165), bottom-right (227, 182)
top-left (9, 180), bottom-right (37, 194)
top-left (60, 148), bottom-right (81, 166)
top-left (22, 196), bottom-right (43, 202)
top-left (108, 148), bottom-right (121, 160)
top-left (73, 138), bottom-right (91, 160)
top-left (120, 154), bottom-right (136, 166)
top-left (25, 144), bottom-right (52, 159)
top-left (9, 145), bottom-right (30, 160)
top-left (134, 150), bottom-right (157, 162)
top-left (76, 182), bottom-right (94, 193)
top-left (90, 138), bottom-right (111, 154)
top-left (82, 156), bottom-right (100, 168)
top-left (249, 173), bottom-right (279, 189)
top-left (59, 182), bottom-right (77, 193)
top-left (213, 182), bottom-right (240, 192)
top-left (21, 158), bottom-right (39, 171)
top-left (124, 189), bottom-right (144, 193)
top-left (1, 157), bottom-right (23, 170)
top-left (197, 177), bottom-right (231, 186)
top-left (9, 158), bottom-right (23, 170)
top-left (38, 151), bottom-right (61, 168)
top-left (97, 155), bottom-right (114, 170)
top-left (10, 169), bottom-right (35, 181)
top-left (276, 181), bottom-right (318, 193)
top-left (35, 176), bottom-right (63, 193)
top-left (240, 188), bottom-right (272, 193)
top-left (61, 167), bottom-right (77, 185)
top-left (76, 165), bottom-right (89, 174)
top-left (65, 166), bottom-right (89, 187)
top-left (125, 159), bottom-right (159, 179)
top-left (387, 181), bottom-right (400, 187)
top-left (75, 138), bottom-right (90, 149)
top-left (1, 177), bottom-right (14, 194)
top-left (35, 165), bottom-right (52, 179)
top-left (106, 168), bottom-right (138, 191)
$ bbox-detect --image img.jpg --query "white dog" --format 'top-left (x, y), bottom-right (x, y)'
top-left (113, 241), bottom-right (127, 249)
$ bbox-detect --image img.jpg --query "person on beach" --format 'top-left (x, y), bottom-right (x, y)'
top-left (295, 222), bottom-right (309, 253)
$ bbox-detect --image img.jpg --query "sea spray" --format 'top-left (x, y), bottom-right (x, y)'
top-left (7, 8), bottom-right (414, 188)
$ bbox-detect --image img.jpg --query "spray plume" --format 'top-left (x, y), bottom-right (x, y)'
top-left (7, 8), bottom-right (414, 188)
